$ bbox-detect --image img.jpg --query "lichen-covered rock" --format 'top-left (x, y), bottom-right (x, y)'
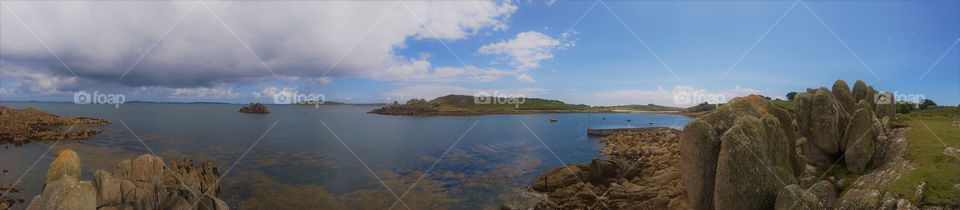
top-left (835, 188), bottom-right (882, 210)
top-left (851, 80), bottom-right (877, 109)
top-left (774, 184), bottom-right (823, 210)
top-left (713, 116), bottom-right (798, 210)
top-left (27, 150), bottom-right (228, 210)
top-left (46, 149), bottom-right (81, 183)
top-left (679, 119), bottom-right (720, 210)
top-left (832, 79), bottom-right (857, 113)
top-left (587, 159), bottom-right (624, 185)
top-left (795, 87), bottom-right (847, 156)
top-left (808, 180), bottom-right (837, 209)
top-left (843, 108), bottom-right (882, 173)
top-left (27, 149), bottom-right (96, 210)
top-left (238, 102), bottom-right (269, 114)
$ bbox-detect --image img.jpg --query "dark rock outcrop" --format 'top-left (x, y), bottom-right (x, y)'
top-left (0, 106), bottom-right (109, 144)
top-left (239, 103), bottom-right (269, 114)
top-left (26, 149), bottom-right (228, 210)
top-left (680, 95), bottom-right (802, 210)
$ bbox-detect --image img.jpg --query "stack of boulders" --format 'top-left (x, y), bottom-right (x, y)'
top-left (794, 79), bottom-right (894, 172)
top-left (680, 95), bottom-right (803, 210)
top-left (26, 149), bottom-right (228, 210)
top-left (679, 80), bottom-right (905, 210)
top-left (238, 103), bottom-right (269, 114)
top-left (530, 128), bottom-right (688, 209)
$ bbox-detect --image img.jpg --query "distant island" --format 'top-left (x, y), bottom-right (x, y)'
top-left (368, 94), bottom-right (614, 116)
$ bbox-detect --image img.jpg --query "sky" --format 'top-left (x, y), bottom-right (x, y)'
top-left (1, 0), bottom-right (958, 107)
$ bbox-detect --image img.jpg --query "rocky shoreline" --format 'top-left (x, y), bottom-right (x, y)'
top-left (0, 106), bottom-right (110, 144)
top-left (238, 103), bottom-right (269, 114)
top-left (527, 128), bottom-right (688, 209)
top-left (20, 149), bottom-right (228, 210)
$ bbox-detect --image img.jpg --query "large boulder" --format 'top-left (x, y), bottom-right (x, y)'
top-left (795, 87), bottom-right (847, 156)
top-left (832, 79), bottom-right (857, 113)
top-left (26, 149), bottom-right (97, 210)
top-left (587, 159), bottom-right (625, 184)
top-left (46, 149), bottom-right (81, 183)
top-left (843, 107), bottom-right (884, 173)
top-left (680, 95), bottom-right (803, 210)
top-left (679, 120), bottom-right (720, 210)
top-left (874, 92), bottom-right (895, 128)
top-left (851, 80), bottom-right (877, 109)
top-left (713, 116), bottom-right (798, 210)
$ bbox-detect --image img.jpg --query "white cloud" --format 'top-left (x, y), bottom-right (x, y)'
top-left (596, 85), bottom-right (761, 107)
top-left (0, 1), bottom-right (517, 89)
top-left (384, 84), bottom-right (546, 101)
top-left (479, 31), bottom-right (573, 70)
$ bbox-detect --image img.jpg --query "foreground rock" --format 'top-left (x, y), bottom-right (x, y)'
top-left (26, 149), bottom-right (228, 210)
top-left (529, 128), bottom-right (688, 209)
top-left (239, 103), bottom-right (269, 114)
top-left (680, 95), bottom-right (801, 210)
top-left (0, 106), bottom-right (109, 144)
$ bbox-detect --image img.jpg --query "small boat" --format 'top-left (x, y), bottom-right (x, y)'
top-left (550, 117), bottom-right (558, 122)
top-left (626, 119), bottom-right (632, 122)
top-left (601, 117), bottom-right (607, 120)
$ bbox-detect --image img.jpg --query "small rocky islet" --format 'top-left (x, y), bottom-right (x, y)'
top-left (238, 103), bottom-right (269, 114)
top-left (527, 79), bottom-right (942, 210)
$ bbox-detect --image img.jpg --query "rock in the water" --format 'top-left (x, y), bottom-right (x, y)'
top-left (843, 108), bottom-right (882, 173)
top-left (679, 119), bottom-right (720, 210)
top-left (774, 184), bottom-right (823, 210)
top-left (238, 102), bottom-right (269, 114)
top-left (532, 165), bottom-right (587, 192)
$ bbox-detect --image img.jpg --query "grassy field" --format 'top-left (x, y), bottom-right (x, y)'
top-left (888, 107), bottom-right (960, 205)
top-left (603, 104), bottom-right (683, 112)
top-left (429, 95), bottom-right (599, 111)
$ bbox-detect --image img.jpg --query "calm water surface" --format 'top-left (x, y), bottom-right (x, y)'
top-left (0, 102), bottom-right (690, 209)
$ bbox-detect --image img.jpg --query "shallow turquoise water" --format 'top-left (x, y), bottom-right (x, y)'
top-left (0, 102), bottom-right (690, 209)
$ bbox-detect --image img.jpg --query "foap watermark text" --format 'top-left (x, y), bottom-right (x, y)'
top-left (74, 91), bottom-right (125, 108)
top-left (474, 91), bottom-right (526, 106)
top-left (274, 91), bottom-right (325, 107)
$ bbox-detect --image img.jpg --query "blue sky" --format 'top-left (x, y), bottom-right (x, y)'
top-left (1, 0), bottom-right (957, 106)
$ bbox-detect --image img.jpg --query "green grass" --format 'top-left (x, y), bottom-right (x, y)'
top-left (769, 99), bottom-right (796, 114)
top-left (439, 98), bottom-right (596, 111)
top-left (604, 104), bottom-right (683, 112)
top-left (888, 107), bottom-right (960, 205)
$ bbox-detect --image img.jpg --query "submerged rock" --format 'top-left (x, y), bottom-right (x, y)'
top-left (239, 103), bottom-right (269, 114)
top-left (26, 149), bottom-right (228, 210)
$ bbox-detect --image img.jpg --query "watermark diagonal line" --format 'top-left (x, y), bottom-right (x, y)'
top-left (719, 0), bottom-right (799, 80)
top-left (800, 0), bottom-right (880, 80)
top-left (600, 0), bottom-right (682, 82)
top-left (387, 120), bottom-right (479, 210)
top-left (318, 0), bottom-right (400, 79)
top-left (319, 119), bottom-right (412, 210)
top-left (520, 120), bottom-right (610, 209)
top-left (200, 1), bottom-right (280, 80)
top-left (118, 1), bottom-right (200, 80)
top-left (919, 38), bottom-right (960, 80)
top-left (561, 0), bottom-right (600, 35)
top-left (189, 120), bottom-right (279, 208)
top-left (1, 2), bottom-right (78, 78)
top-left (119, 120), bottom-right (213, 209)
top-left (0, 125), bottom-right (75, 197)
top-left (917, 119), bottom-right (960, 163)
